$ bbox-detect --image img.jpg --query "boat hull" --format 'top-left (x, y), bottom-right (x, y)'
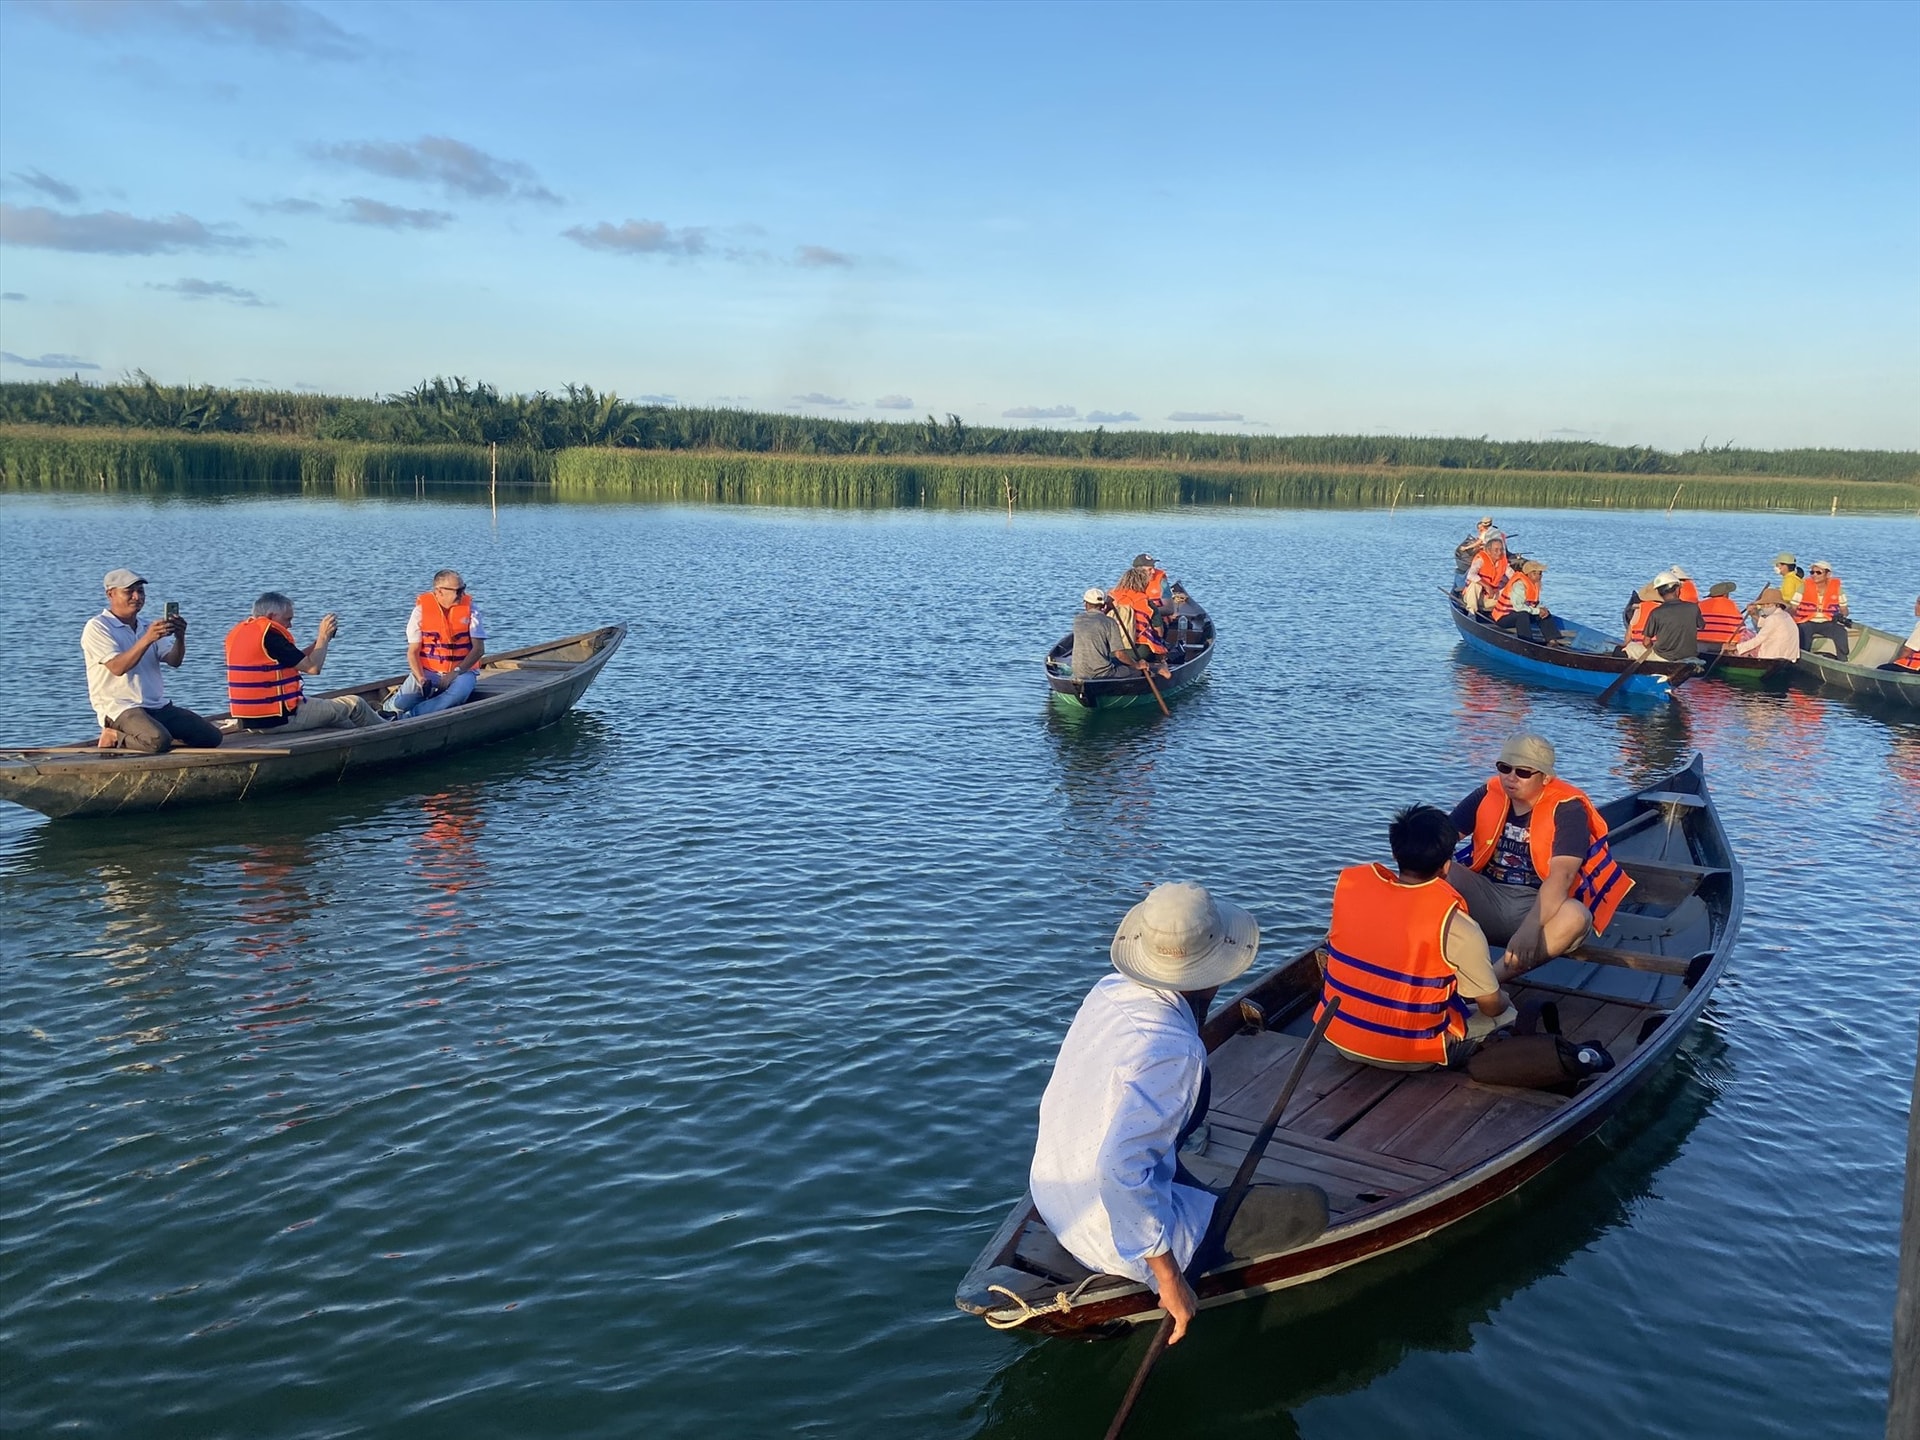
top-left (1045, 616), bottom-right (1215, 711)
top-left (1448, 595), bottom-right (1692, 698)
top-left (0, 626), bottom-right (624, 819)
top-left (1792, 624), bottom-right (1920, 708)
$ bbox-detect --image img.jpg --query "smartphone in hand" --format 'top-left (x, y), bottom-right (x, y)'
top-left (164, 601), bottom-right (180, 620)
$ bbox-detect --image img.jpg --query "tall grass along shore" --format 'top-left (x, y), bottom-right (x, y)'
top-left (2, 374), bottom-right (1915, 512)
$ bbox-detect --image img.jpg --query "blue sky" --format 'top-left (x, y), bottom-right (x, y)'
top-left (0, 0), bottom-right (1913, 449)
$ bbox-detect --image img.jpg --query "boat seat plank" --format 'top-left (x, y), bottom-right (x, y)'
top-left (1635, 790), bottom-right (1707, 809)
top-left (1013, 1219), bottom-right (1097, 1283)
top-left (1204, 1112), bottom-right (1447, 1183)
top-left (1180, 1139), bottom-right (1423, 1216)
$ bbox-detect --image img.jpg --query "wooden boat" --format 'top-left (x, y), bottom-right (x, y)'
top-left (0, 626), bottom-right (624, 820)
top-left (1448, 593), bottom-right (1694, 699)
top-left (1695, 642), bottom-right (1795, 687)
top-left (1792, 623), bottom-right (1920, 709)
top-left (1045, 610), bottom-right (1215, 711)
top-left (956, 754), bottom-right (1739, 1335)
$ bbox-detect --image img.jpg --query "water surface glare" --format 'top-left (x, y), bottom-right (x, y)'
top-left (1, 495), bottom-right (1914, 1438)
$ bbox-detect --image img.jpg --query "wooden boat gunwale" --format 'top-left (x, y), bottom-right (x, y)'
top-left (0, 625), bottom-right (625, 819)
top-left (955, 754), bottom-right (1740, 1334)
top-left (1044, 611), bottom-right (1216, 710)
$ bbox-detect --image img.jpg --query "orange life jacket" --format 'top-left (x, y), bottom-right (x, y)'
top-left (417, 592), bottom-right (475, 673)
top-left (1896, 652), bottom-right (1920, 673)
top-left (1491, 571), bottom-right (1540, 622)
top-left (1316, 863), bottom-right (1471, 1066)
top-left (1144, 567), bottom-right (1167, 602)
top-left (1627, 597), bottom-right (1653, 643)
top-left (1696, 595), bottom-right (1744, 645)
top-left (1108, 586), bottom-right (1166, 655)
top-left (1468, 552), bottom-right (1510, 593)
top-left (224, 617), bottom-right (304, 720)
top-left (1676, 578), bottom-right (1700, 603)
top-left (1462, 776), bottom-right (1634, 933)
top-left (1792, 574), bottom-right (1844, 623)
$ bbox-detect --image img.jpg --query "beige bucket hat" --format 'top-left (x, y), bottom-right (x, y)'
top-left (1110, 881), bottom-right (1259, 992)
top-left (1498, 733), bottom-right (1557, 777)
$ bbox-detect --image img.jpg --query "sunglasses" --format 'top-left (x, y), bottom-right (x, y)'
top-left (1494, 761), bottom-right (1541, 779)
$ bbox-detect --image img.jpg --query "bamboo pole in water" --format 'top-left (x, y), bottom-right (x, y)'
top-left (1889, 1024), bottom-right (1920, 1439)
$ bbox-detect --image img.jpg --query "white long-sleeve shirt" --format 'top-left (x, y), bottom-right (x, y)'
top-left (1735, 607), bottom-right (1800, 660)
top-left (1029, 975), bottom-right (1214, 1290)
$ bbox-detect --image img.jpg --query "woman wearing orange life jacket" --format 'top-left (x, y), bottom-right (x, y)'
top-left (1315, 805), bottom-right (1515, 1071)
top-left (1442, 733), bottom-right (1634, 982)
top-left (1791, 561), bottom-right (1851, 661)
top-left (386, 569), bottom-right (489, 718)
top-left (1695, 581), bottom-right (1746, 647)
top-left (1489, 560), bottom-right (1565, 645)
top-left (1109, 567), bottom-right (1169, 665)
top-left (1460, 538), bottom-right (1510, 616)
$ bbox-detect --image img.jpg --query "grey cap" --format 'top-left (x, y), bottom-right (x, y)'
top-left (103, 568), bottom-right (147, 591)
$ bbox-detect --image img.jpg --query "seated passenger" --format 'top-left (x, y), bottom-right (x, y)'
top-left (1733, 589), bottom-right (1800, 661)
top-left (1029, 883), bottom-right (1328, 1344)
top-left (1460, 535), bottom-right (1510, 616)
top-left (1624, 574), bottom-right (1700, 662)
top-left (82, 568), bottom-right (222, 754)
top-left (1445, 734), bottom-right (1635, 982)
top-left (1695, 581), bottom-right (1745, 649)
top-left (1666, 565), bottom-right (1700, 603)
top-left (1454, 516), bottom-right (1497, 576)
top-left (1768, 552), bottom-right (1806, 610)
top-left (1108, 567), bottom-right (1171, 675)
top-left (1317, 804), bottom-right (1516, 1072)
top-left (1793, 561), bottom-right (1851, 660)
top-left (1070, 588), bottom-right (1134, 680)
top-left (1490, 560), bottom-right (1565, 645)
top-left (1880, 595), bottom-right (1920, 674)
top-left (225, 593), bottom-right (385, 733)
top-left (387, 570), bottom-right (487, 717)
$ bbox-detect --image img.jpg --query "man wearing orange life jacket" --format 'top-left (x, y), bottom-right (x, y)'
top-left (224, 592), bottom-right (385, 733)
top-left (1792, 560), bottom-right (1851, 661)
top-left (1444, 734), bottom-right (1634, 981)
top-left (386, 569), bottom-right (489, 718)
top-left (1460, 535), bottom-right (1510, 616)
top-left (1316, 804), bottom-right (1516, 1072)
top-left (1695, 581), bottom-right (1745, 649)
top-left (1667, 566), bottom-right (1700, 604)
top-left (1879, 595), bottom-right (1920, 674)
top-left (1490, 559), bottom-right (1566, 646)
top-left (1132, 553), bottom-right (1168, 604)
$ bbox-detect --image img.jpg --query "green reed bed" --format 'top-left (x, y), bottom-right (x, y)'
top-left (0, 427), bottom-right (550, 493)
top-left (549, 448), bottom-right (1920, 513)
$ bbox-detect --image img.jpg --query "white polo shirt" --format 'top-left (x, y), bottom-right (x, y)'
top-left (81, 609), bottom-right (177, 725)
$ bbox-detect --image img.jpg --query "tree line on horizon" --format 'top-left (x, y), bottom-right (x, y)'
top-left (1, 373), bottom-right (1911, 483)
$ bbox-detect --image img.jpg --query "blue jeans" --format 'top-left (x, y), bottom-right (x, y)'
top-left (389, 670), bottom-right (476, 717)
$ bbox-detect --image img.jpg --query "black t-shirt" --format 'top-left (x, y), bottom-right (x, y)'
top-left (239, 626), bottom-right (306, 730)
top-left (1646, 600), bottom-right (1702, 660)
top-left (1451, 789), bottom-right (1589, 888)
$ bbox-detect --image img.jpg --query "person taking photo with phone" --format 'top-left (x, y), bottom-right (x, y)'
top-left (81, 568), bottom-right (222, 753)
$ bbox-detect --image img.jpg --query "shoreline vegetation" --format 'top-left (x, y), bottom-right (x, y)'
top-left (3, 376), bottom-right (1916, 512)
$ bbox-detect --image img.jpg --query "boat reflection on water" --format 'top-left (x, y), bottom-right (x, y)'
top-left (406, 788), bottom-right (491, 1002)
top-left (1608, 697), bottom-right (1695, 791)
top-left (231, 836), bottom-right (321, 1040)
top-left (1448, 655), bottom-right (1537, 760)
top-left (1043, 701), bottom-right (1169, 876)
top-left (967, 1030), bottom-right (1727, 1439)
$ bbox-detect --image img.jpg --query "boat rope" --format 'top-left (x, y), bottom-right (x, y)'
top-left (982, 1273), bottom-right (1108, 1330)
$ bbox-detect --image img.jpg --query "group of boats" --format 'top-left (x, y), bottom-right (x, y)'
top-left (1447, 582), bottom-right (1919, 711)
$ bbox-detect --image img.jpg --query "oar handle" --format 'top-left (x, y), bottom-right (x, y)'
top-left (1102, 997), bottom-right (1341, 1440)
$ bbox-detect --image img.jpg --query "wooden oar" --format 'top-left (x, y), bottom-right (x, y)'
top-left (1594, 655), bottom-right (1650, 707)
top-left (1103, 996), bottom-right (1341, 1440)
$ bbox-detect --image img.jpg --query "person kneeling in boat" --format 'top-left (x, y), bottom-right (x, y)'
top-left (1029, 883), bottom-right (1329, 1345)
top-left (386, 570), bottom-right (487, 717)
top-left (83, 568), bottom-right (222, 754)
top-left (1490, 559), bottom-right (1566, 646)
top-left (225, 594), bottom-right (386, 734)
top-left (1318, 805), bottom-right (1516, 1071)
top-left (1623, 574), bottom-right (1700, 663)
top-left (1878, 595), bottom-right (1920, 674)
top-left (1444, 734), bottom-right (1634, 982)
top-left (1732, 589), bottom-right (1800, 661)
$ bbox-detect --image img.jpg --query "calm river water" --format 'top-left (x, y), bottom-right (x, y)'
top-left (1, 493), bottom-right (1915, 1439)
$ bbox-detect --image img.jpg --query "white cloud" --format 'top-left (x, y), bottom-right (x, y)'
top-left (1004, 404), bottom-right (1077, 420)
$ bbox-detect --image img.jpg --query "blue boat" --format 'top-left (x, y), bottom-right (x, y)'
top-left (1448, 594), bottom-right (1692, 699)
